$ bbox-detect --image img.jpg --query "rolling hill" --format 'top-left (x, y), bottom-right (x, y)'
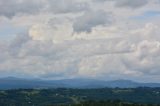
top-left (0, 77), bottom-right (160, 89)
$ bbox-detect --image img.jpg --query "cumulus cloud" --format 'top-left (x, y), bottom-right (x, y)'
top-left (0, 0), bottom-right (45, 18)
top-left (0, 34), bottom-right (135, 79)
top-left (73, 10), bottom-right (112, 33)
top-left (29, 18), bottom-right (73, 43)
top-left (0, 0), bottom-right (160, 82)
top-left (114, 0), bottom-right (149, 8)
top-left (124, 40), bottom-right (160, 75)
top-left (0, 0), bottom-right (89, 18)
top-left (48, 0), bottom-right (89, 14)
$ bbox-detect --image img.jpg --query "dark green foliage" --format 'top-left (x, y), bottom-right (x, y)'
top-left (0, 87), bottom-right (160, 106)
top-left (60, 100), bottom-right (160, 106)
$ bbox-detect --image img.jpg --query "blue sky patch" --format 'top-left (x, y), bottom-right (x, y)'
top-left (130, 11), bottom-right (160, 20)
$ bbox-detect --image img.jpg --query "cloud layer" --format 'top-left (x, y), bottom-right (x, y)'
top-left (0, 0), bottom-right (160, 82)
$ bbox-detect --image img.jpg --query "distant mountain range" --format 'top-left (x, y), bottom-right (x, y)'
top-left (0, 77), bottom-right (160, 89)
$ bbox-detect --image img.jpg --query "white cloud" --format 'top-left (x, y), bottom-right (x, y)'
top-left (124, 40), bottom-right (160, 75)
top-left (0, 0), bottom-right (160, 82)
top-left (29, 18), bottom-right (74, 43)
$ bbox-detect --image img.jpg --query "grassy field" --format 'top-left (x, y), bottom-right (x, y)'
top-left (0, 87), bottom-right (160, 106)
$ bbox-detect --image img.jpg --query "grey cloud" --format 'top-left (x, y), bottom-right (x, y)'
top-left (0, 0), bottom-right (160, 81)
top-left (0, 34), bottom-right (134, 78)
top-left (92, 0), bottom-right (109, 3)
top-left (48, 0), bottom-right (89, 14)
top-left (0, 0), bottom-right (44, 18)
top-left (12, 35), bottom-right (133, 59)
top-left (63, 39), bottom-right (135, 58)
top-left (40, 59), bottom-right (79, 79)
top-left (0, 0), bottom-right (89, 18)
top-left (114, 0), bottom-right (148, 8)
top-left (0, 42), bottom-right (9, 62)
top-left (92, 0), bottom-right (148, 8)
top-left (73, 10), bottom-right (112, 33)
top-left (9, 34), bottom-right (31, 56)
top-left (1, 33), bottom-right (160, 81)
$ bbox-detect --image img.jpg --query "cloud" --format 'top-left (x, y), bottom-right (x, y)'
top-left (0, 0), bottom-right (89, 18)
top-left (29, 17), bottom-right (74, 43)
top-left (1, 24), bottom-right (160, 81)
top-left (124, 40), bottom-right (160, 75)
top-left (114, 0), bottom-right (149, 8)
top-left (73, 10), bottom-right (112, 33)
top-left (0, 0), bottom-right (160, 82)
top-left (0, 0), bottom-right (44, 18)
top-left (48, 0), bottom-right (89, 14)
top-left (0, 34), bottom-right (134, 78)
top-left (130, 23), bottom-right (160, 41)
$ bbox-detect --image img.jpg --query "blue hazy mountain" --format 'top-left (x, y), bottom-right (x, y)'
top-left (0, 77), bottom-right (160, 89)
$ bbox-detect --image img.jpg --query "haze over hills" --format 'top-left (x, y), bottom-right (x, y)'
top-left (0, 77), bottom-right (160, 90)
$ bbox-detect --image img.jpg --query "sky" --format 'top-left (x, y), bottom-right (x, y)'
top-left (0, 0), bottom-right (160, 82)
